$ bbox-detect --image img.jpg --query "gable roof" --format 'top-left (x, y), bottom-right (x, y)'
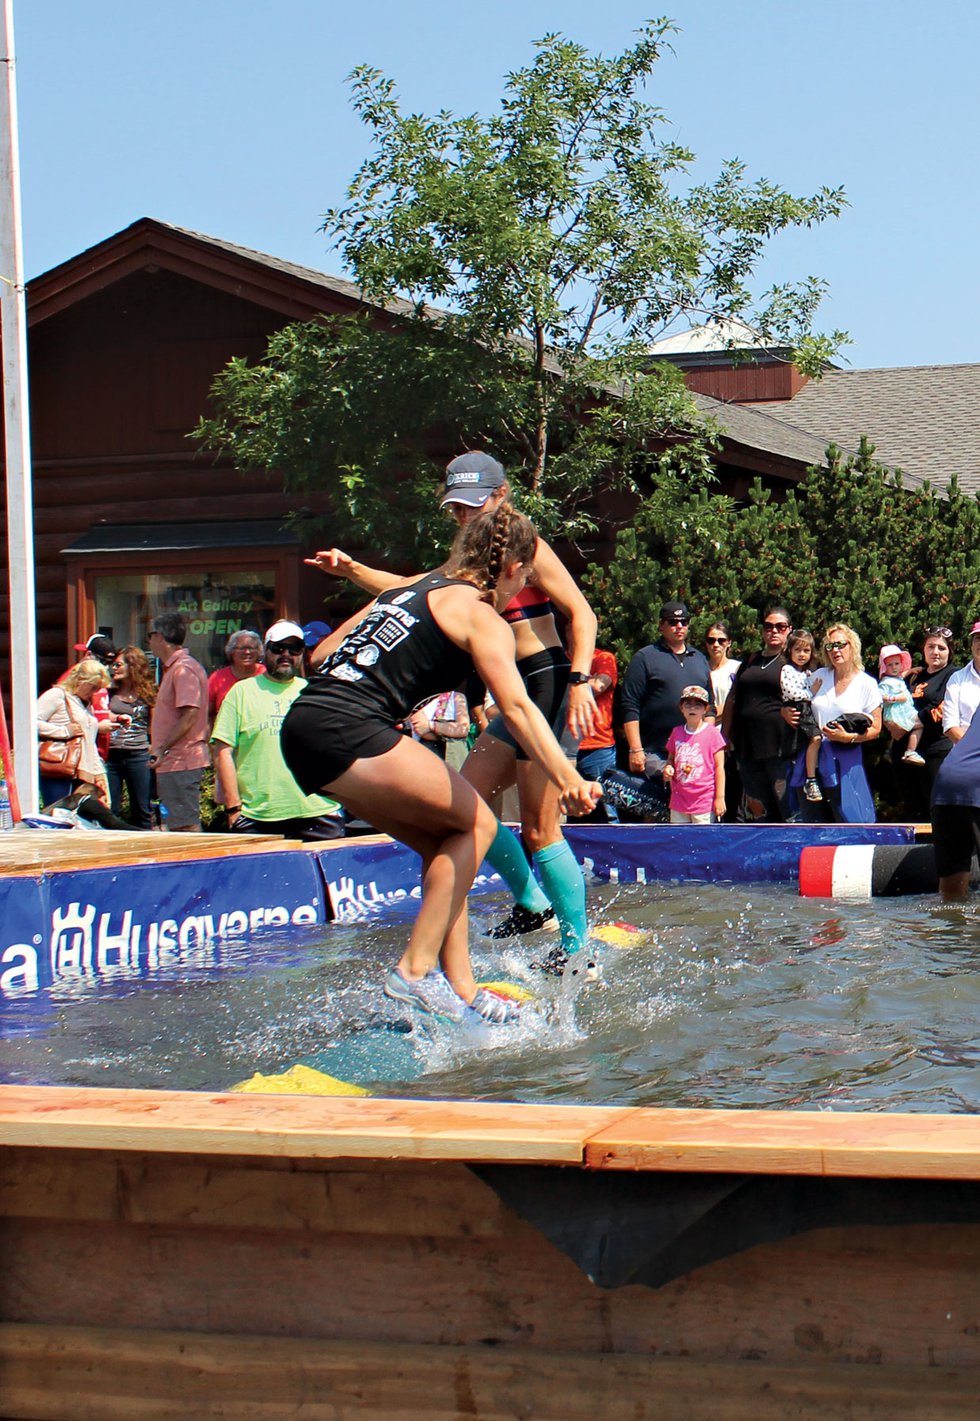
top-left (742, 364), bottom-right (980, 495)
top-left (28, 216), bottom-right (422, 327)
top-left (27, 216), bottom-right (849, 486)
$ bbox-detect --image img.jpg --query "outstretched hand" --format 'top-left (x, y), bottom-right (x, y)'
top-left (305, 548), bottom-right (353, 579)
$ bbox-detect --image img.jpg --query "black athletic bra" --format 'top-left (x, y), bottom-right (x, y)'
top-left (299, 572), bottom-right (475, 725)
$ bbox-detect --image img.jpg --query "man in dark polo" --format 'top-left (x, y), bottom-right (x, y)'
top-left (620, 600), bottom-right (715, 807)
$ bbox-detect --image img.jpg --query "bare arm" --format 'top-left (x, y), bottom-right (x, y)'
top-left (429, 693), bottom-right (471, 740)
top-left (308, 598), bottom-right (382, 670)
top-left (305, 548), bottom-right (408, 597)
top-left (714, 749), bottom-right (726, 818)
top-left (150, 706), bottom-right (198, 764)
top-left (211, 741), bottom-right (243, 818)
top-left (530, 538), bottom-right (598, 739)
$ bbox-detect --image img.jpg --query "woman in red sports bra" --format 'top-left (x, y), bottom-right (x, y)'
top-left (309, 451), bottom-right (600, 975)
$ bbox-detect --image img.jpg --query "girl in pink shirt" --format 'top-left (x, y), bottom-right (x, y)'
top-left (664, 685), bottom-right (727, 824)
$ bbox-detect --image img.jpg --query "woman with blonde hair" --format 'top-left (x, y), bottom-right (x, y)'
top-left (799, 622), bottom-right (882, 822)
top-left (37, 657), bottom-right (111, 807)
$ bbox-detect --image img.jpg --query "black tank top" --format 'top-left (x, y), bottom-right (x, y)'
top-left (299, 572), bottom-right (476, 725)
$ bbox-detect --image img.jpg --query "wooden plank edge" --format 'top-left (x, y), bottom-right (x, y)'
top-left (6, 1087), bottom-right (980, 1177)
top-left (584, 1106), bottom-right (980, 1179)
top-left (0, 1086), bottom-right (631, 1165)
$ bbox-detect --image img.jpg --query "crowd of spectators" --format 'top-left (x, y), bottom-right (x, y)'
top-left (33, 598), bottom-right (972, 832)
top-left (596, 602), bottom-right (965, 827)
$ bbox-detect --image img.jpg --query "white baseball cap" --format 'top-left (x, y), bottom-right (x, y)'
top-left (264, 620), bottom-right (305, 645)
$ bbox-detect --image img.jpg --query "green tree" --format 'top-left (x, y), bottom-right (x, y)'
top-left (586, 437), bottom-right (980, 666)
top-left (197, 19), bottom-right (847, 550)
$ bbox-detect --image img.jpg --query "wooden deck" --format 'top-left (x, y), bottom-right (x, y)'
top-left (3, 1089), bottom-right (980, 1418)
top-left (3, 1086), bottom-right (980, 1178)
top-left (0, 828), bottom-right (304, 875)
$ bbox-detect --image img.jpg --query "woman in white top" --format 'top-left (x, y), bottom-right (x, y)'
top-left (705, 619), bottom-right (742, 822)
top-left (705, 620), bottom-right (742, 715)
top-left (37, 658), bottom-right (111, 807)
top-left (803, 623), bottom-right (882, 822)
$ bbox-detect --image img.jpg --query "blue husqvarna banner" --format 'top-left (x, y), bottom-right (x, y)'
top-left (314, 837), bottom-right (499, 922)
top-left (563, 823), bottom-right (915, 886)
top-left (0, 851), bottom-right (325, 997)
top-left (0, 824), bottom-right (916, 998)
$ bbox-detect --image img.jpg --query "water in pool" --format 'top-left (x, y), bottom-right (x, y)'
top-left (3, 881), bottom-right (980, 1112)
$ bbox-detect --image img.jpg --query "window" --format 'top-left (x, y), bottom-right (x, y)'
top-left (93, 569), bottom-right (277, 672)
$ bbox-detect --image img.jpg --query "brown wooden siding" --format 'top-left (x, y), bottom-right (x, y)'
top-left (682, 362), bottom-right (809, 403)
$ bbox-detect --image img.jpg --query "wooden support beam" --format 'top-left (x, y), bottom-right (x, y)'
top-left (2, 1324), bottom-right (978, 1420)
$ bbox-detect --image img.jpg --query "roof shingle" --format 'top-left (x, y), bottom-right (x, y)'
top-left (743, 364), bottom-right (980, 495)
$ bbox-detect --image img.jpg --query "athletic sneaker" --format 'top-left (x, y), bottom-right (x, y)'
top-left (803, 777), bottom-right (823, 803)
top-left (383, 967), bottom-right (467, 1023)
top-left (532, 943), bottom-right (569, 976)
top-left (467, 988), bottom-right (523, 1026)
top-left (563, 952), bottom-right (600, 986)
top-left (902, 749), bottom-right (926, 766)
top-left (532, 944), bottom-right (599, 984)
top-left (485, 903), bottom-right (558, 939)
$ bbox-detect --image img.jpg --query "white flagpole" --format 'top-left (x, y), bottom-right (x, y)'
top-left (0, 0), bottom-right (39, 815)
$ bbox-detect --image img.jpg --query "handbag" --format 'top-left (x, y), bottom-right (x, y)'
top-left (38, 691), bottom-right (85, 779)
top-left (827, 712), bottom-right (872, 736)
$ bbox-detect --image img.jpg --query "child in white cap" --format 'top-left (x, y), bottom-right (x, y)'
top-left (878, 644), bottom-right (924, 764)
top-left (663, 685), bottom-right (726, 823)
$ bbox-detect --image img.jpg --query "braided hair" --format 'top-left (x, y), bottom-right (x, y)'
top-left (444, 502), bottom-right (537, 598)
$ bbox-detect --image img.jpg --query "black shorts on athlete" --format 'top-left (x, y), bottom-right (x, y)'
top-left (281, 698), bottom-right (401, 794)
top-left (484, 646), bottom-right (570, 761)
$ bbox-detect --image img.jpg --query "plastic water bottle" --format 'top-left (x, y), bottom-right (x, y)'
top-left (0, 778), bottom-right (12, 830)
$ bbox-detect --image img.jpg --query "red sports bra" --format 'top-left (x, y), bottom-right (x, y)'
top-left (501, 585), bottom-right (553, 624)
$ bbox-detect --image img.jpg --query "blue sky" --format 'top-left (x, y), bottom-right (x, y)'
top-left (14, 0), bottom-right (978, 369)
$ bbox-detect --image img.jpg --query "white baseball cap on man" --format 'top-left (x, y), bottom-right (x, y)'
top-left (264, 620), bottom-right (305, 645)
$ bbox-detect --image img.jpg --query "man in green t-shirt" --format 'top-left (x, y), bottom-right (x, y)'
top-left (211, 619), bottom-right (345, 841)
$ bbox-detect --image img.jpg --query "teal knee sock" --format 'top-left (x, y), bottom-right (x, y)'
top-left (485, 823), bottom-right (551, 914)
top-left (532, 840), bottom-right (588, 955)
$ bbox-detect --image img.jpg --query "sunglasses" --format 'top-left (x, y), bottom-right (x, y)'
top-left (664, 617), bottom-right (690, 626)
top-left (824, 640), bottom-right (849, 652)
top-left (926, 626), bottom-right (953, 639)
top-left (763, 621), bottom-right (790, 632)
top-left (266, 639), bottom-right (305, 654)
top-left (705, 636), bottom-right (729, 645)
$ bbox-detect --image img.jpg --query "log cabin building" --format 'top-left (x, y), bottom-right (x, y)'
top-left (4, 217), bottom-right (866, 693)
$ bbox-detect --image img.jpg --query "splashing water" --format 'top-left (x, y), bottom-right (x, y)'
top-left (3, 881), bottom-right (980, 1112)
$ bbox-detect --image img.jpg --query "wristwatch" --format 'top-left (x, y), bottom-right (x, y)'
top-left (567, 672), bottom-right (591, 686)
top-left (226, 804), bottom-right (242, 814)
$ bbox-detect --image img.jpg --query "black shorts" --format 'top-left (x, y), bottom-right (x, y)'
top-left (485, 646), bottom-right (570, 762)
top-left (280, 698), bottom-right (401, 794)
top-left (931, 803), bottom-right (980, 879)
